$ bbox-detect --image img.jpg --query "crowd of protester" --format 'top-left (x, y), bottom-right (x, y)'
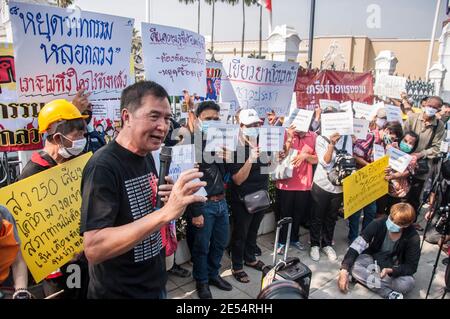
top-left (0, 81), bottom-right (449, 300)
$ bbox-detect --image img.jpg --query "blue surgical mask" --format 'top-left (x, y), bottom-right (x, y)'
top-left (399, 141), bottom-right (413, 153)
top-left (424, 107), bottom-right (438, 117)
top-left (243, 127), bottom-right (259, 137)
top-left (198, 120), bottom-right (212, 133)
top-left (386, 217), bottom-right (402, 233)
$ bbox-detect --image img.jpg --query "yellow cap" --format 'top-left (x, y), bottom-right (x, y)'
top-left (38, 99), bottom-right (88, 133)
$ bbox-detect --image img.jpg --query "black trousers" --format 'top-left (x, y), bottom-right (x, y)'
top-left (275, 189), bottom-right (311, 244)
top-left (407, 177), bottom-right (425, 219)
top-left (230, 200), bottom-right (265, 271)
top-left (376, 194), bottom-right (405, 216)
top-left (309, 183), bottom-right (342, 248)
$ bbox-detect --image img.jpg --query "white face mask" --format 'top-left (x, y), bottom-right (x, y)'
top-left (57, 135), bottom-right (87, 158)
top-left (424, 107), bottom-right (438, 117)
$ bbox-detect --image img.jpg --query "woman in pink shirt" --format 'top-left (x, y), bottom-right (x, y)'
top-left (275, 125), bottom-right (318, 254)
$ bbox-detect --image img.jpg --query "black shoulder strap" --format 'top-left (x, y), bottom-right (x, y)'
top-left (426, 123), bottom-right (438, 149)
top-left (342, 135), bottom-right (348, 151)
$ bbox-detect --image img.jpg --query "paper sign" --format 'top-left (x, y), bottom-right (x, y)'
top-left (9, 2), bottom-right (134, 102)
top-left (353, 102), bottom-right (378, 120)
top-left (259, 126), bottom-right (285, 152)
top-left (221, 57), bottom-right (299, 117)
top-left (339, 101), bottom-right (353, 113)
top-left (218, 102), bottom-right (231, 123)
top-left (205, 123), bottom-right (240, 152)
top-left (373, 144), bottom-right (385, 161)
top-left (0, 43), bottom-right (18, 102)
top-left (321, 112), bottom-right (354, 136)
top-left (440, 141), bottom-right (449, 153)
top-left (384, 105), bottom-right (403, 123)
top-left (141, 23), bottom-right (206, 96)
top-left (206, 62), bottom-right (223, 101)
top-left (319, 99), bottom-right (340, 111)
top-left (374, 74), bottom-right (407, 99)
top-left (387, 147), bottom-right (413, 174)
top-left (91, 99), bottom-right (121, 144)
top-left (0, 153), bottom-right (92, 282)
top-left (353, 118), bottom-right (370, 140)
top-left (343, 156), bottom-right (389, 218)
top-left (291, 109), bottom-right (314, 132)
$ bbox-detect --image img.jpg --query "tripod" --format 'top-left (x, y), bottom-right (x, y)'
top-left (420, 154), bottom-right (446, 252)
top-left (425, 206), bottom-right (449, 299)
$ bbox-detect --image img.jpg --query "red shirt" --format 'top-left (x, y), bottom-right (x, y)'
top-left (276, 131), bottom-right (317, 191)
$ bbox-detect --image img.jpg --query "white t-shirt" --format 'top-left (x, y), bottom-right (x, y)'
top-left (313, 135), bottom-right (353, 194)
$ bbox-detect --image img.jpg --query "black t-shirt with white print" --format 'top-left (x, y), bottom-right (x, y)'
top-left (80, 141), bottom-right (166, 299)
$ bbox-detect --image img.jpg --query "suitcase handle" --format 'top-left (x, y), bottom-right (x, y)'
top-left (272, 217), bottom-right (293, 266)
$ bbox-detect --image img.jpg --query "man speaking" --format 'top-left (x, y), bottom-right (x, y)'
top-left (80, 81), bottom-right (206, 299)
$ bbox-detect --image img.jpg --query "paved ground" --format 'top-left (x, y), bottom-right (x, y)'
top-left (167, 213), bottom-right (449, 300)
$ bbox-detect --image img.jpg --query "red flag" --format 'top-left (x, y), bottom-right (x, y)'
top-left (258, 0), bottom-right (272, 11)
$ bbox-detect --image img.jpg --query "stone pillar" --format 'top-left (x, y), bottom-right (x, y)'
top-left (436, 21), bottom-right (450, 100)
top-left (267, 25), bottom-right (301, 62)
top-left (374, 50), bottom-right (398, 79)
top-left (428, 63), bottom-right (446, 96)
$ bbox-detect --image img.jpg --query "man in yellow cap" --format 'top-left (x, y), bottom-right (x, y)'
top-left (19, 99), bottom-right (88, 179)
top-left (17, 98), bottom-right (89, 299)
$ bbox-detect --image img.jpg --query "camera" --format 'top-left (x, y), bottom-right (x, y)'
top-left (435, 205), bottom-right (450, 236)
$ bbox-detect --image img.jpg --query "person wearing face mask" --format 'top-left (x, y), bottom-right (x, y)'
top-left (227, 109), bottom-right (270, 284)
top-left (18, 99), bottom-right (89, 298)
top-left (404, 96), bottom-right (446, 223)
top-left (377, 132), bottom-right (419, 217)
top-left (338, 203), bottom-right (420, 299)
top-left (83, 108), bottom-right (106, 153)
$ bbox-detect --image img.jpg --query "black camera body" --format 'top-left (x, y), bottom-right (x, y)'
top-left (435, 206), bottom-right (450, 236)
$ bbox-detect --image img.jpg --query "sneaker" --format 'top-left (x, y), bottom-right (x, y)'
top-left (310, 246), bottom-right (320, 262)
top-left (291, 241), bottom-right (305, 251)
top-left (387, 291), bottom-right (404, 299)
top-left (321, 246), bottom-right (337, 261)
top-left (276, 244), bottom-right (285, 255)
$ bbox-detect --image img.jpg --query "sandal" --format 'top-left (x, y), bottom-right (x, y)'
top-left (232, 270), bottom-right (250, 283)
top-left (244, 260), bottom-right (265, 271)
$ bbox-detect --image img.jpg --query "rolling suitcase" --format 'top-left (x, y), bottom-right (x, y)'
top-left (260, 217), bottom-right (312, 299)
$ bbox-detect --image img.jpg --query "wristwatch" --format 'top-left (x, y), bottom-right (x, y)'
top-left (12, 288), bottom-right (33, 299)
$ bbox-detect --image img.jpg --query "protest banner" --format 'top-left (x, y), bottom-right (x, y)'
top-left (321, 112), bottom-right (354, 136)
top-left (295, 69), bottom-right (374, 110)
top-left (90, 99), bottom-right (121, 144)
top-left (374, 74), bottom-right (407, 99)
top-left (385, 104), bottom-right (403, 123)
top-left (353, 101), bottom-right (378, 120)
top-left (0, 101), bottom-right (45, 152)
top-left (259, 126), bottom-right (285, 152)
top-left (353, 118), bottom-right (370, 140)
top-left (387, 147), bottom-right (413, 174)
top-left (0, 43), bottom-right (17, 102)
top-left (9, 2), bottom-right (134, 102)
top-left (205, 123), bottom-right (240, 152)
top-left (0, 152), bottom-right (91, 282)
top-left (343, 156), bottom-right (389, 218)
top-left (141, 23), bottom-right (206, 97)
top-left (373, 144), bottom-right (385, 161)
top-left (206, 62), bottom-right (222, 101)
top-left (221, 57), bottom-right (299, 117)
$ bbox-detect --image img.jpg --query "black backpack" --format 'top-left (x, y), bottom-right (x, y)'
top-left (324, 135), bottom-right (357, 186)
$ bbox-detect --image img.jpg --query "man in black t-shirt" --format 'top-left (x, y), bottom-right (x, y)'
top-left (80, 81), bottom-right (207, 299)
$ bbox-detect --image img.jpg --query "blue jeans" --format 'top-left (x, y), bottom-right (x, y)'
top-left (348, 201), bottom-right (377, 244)
top-left (190, 199), bottom-right (229, 284)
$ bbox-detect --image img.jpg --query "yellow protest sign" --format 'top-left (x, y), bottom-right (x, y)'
top-left (0, 152), bottom-right (92, 282)
top-left (343, 156), bottom-right (389, 219)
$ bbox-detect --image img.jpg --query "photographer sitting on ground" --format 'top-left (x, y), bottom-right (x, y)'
top-left (338, 203), bottom-right (420, 299)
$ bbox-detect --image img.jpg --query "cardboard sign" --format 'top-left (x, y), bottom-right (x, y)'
top-left (385, 105), bottom-right (403, 123)
top-left (0, 153), bottom-right (92, 282)
top-left (353, 102), bottom-right (378, 120)
top-left (343, 156), bottom-right (389, 218)
top-left (373, 144), bottom-right (385, 161)
top-left (374, 74), bottom-right (407, 99)
top-left (319, 99), bottom-right (340, 112)
top-left (353, 118), bottom-right (370, 140)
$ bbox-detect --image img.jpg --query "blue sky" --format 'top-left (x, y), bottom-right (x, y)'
top-left (74, 0), bottom-right (448, 40)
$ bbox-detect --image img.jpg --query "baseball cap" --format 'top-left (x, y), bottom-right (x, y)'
top-left (239, 109), bottom-right (261, 125)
